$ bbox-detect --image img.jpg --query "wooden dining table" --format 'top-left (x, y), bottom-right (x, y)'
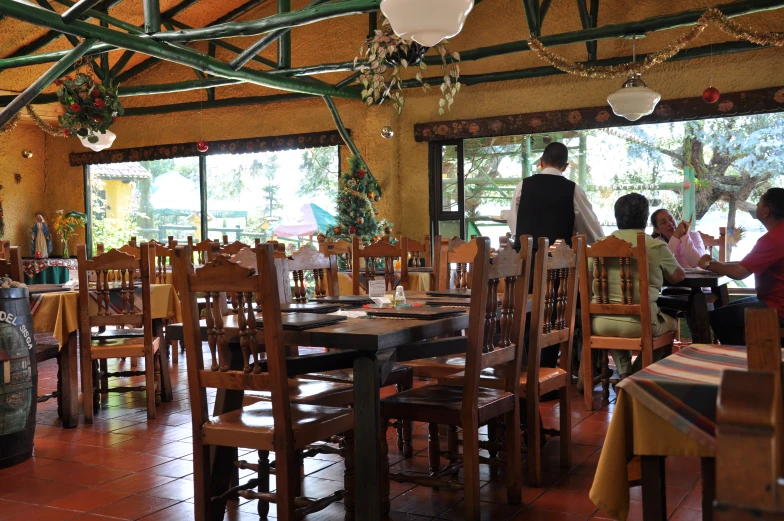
top-left (660, 269), bottom-right (731, 344)
top-left (588, 343), bottom-right (762, 521)
top-left (167, 307), bottom-right (471, 520)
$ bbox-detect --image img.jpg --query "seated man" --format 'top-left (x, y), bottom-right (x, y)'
top-left (700, 188), bottom-right (784, 345)
top-left (591, 193), bottom-right (685, 379)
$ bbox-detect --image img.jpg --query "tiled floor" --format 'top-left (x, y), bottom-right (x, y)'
top-left (1, 348), bottom-right (706, 521)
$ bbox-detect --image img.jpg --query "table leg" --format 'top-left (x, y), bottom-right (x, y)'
top-left (641, 455), bottom-right (667, 521)
top-left (153, 320), bottom-right (173, 402)
top-left (701, 457), bottom-right (715, 521)
top-left (711, 285), bottom-right (730, 309)
top-left (353, 351), bottom-right (382, 520)
top-left (688, 291), bottom-right (712, 344)
top-left (59, 332), bottom-right (79, 429)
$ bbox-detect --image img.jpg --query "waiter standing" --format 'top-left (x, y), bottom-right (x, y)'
top-left (508, 142), bottom-right (603, 252)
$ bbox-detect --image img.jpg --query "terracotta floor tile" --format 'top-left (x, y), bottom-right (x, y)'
top-left (100, 452), bottom-right (174, 472)
top-left (137, 501), bottom-right (194, 521)
top-left (143, 459), bottom-right (193, 479)
top-left (0, 477), bottom-right (88, 506)
top-left (144, 442), bottom-right (192, 459)
top-left (64, 515), bottom-right (125, 521)
top-left (390, 486), bottom-right (464, 518)
top-left (0, 457), bottom-right (58, 477)
top-left (1, 506), bottom-right (80, 521)
top-left (74, 433), bottom-right (138, 448)
top-left (670, 507), bottom-right (703, 521)
top-left (679, 487), bottom-right (703, 511)
top-left (139, 479), bottom-right (194, 501)
top-left (91, 495), bottom-right (180, 520)
top-left (529, 489), bottom-right (599, 517)
top-left (387, 511), bottom-right (433, 521)
top-left (438, 500), bottom-right (525, 521)
top-left (0, 499), bottom-right (35, 519)
top-left (509, 508), bottom-right (588, 521)
top-left (47, 489), bottom-right (130, 512)
top-left (97, 473), bottom-right (177, 495)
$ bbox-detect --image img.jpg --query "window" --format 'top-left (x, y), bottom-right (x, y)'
top-left (430, 113), bottom-right (784, 287)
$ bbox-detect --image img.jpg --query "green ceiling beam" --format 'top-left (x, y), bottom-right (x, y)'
top-left (142, 0), bottom-right (160, 33)
top-left (0, 37), bottom-right (95, 127)
top-left (0, 0), bottom-right (360, 99)
top-left (151, 0), bottom-right (381, 43)
top-left (230, 0), bottom-right (328, 70)
top-left (123, 91), bottom-right (315, 115)
top-left (576, 0), bottom-right (599, 60)
top-left (277, 0), bottom-right (290, 69)
top-left (35, 0), bottom-right (104, 80)
top-left (61, 0), bottom-right (104, 23)
top-left (323, 95), bottom-right (361, 159)
top-left (109, 49), bottom-right (134, 77)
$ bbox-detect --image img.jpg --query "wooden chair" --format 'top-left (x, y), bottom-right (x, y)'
top-left (443, 236), bottom-right (582, 486)
top-left (287, 244), bottom-right (339, 302)
top-left (351, 236), bottom-right (404, 295)
top-left (699, 227), bottom-right (728, 262)
top-left (77, 243), bottom-right (169, 423)
top-left (579, 232), bottom-right (676, 411)
top-left (0, 239), bottom-right (10, 260)
top-left (400, 235), bottom-right (432, 268)
top-left (174, 242), bottom-right (353, 520)
top-left (187, 236), bottom-right (219, 265)
top-left (220, 240), bottom-right (250, 257)
top-left (0, 245), bottom-right (23, 282)
top-left (380, 237), bottom-right (531, 519)
top-left (317, 235), bottom-right (353, 271)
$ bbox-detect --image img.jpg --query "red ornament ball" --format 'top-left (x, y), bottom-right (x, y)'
top-left (63, 129), bottom-right (71, 137)
top-left (683, 182), bottom-right (692, 189)
top-left (702, 86), bottom-right (720, 104)
top-left (357, 170), bottom-right (365, 179)
top-left (197, 140), bottom-right (209, 153)
top-left (374, 195), bottom-right (380, 202)
top-left (349, 226), bottom-right (357, 234)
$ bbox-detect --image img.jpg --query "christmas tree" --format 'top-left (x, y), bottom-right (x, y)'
top-left (328, 154), bottom-right (390, 243)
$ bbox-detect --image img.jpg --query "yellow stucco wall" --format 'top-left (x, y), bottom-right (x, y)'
top-left (0, 1), bottom-right (776, 249)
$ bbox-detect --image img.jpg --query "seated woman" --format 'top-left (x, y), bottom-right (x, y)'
top-left (591, 194), bottom-right (686, 379)
top-left (650, 208), bottom-right (706, 268)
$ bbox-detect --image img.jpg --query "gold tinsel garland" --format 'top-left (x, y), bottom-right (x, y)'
top-left (26, 106), bottom-right (69, 138)
top-left (528, 8), bottom-right (784, 79)
top-left (0, 112), bottom-right (21, 137)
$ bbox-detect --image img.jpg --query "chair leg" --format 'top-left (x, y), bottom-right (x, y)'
top-left (527, 389), bottom-right (542, 487)
top-left (559, 386), bottom-right (572, 470)
top-left (158, 342), bottom-right (173, 402)
top-left (171, 339), bottom-right (179, 365)
top-left (56, 354), bottom-right (63, 419)
top-left (487, 419), bottom-right (500, 458)
top-left (98, 359), bottom-right (108, 396)
top-left (193, 440), bottom-right (214, 521)
top-left (154, 352), bottom-right (162, 407)
top-left (583, 342), bottom-right (593, 411)
top-left (395, 375), bottom-right (414, 458)
top-left (447, 425), bottom-right (459, 454)
top-left (81, 341), bottom-right (94, 424)
top-left (427, 423), bottom-right (441, 476)
top-left (342, 430), bottom-right (355, 521)
top-left (274, 450), bottom-right (298, 521)
top-left (91, 360), bottom-right (100, 413)
top-left (257, 450), bottom-right (270, 518)
top-left (145, 350), bottom-right (156, 420)
top-left (131, 356), bottom-right (138, 369)
top-left (504, 409), bottom-right (522, 505)
top-left (462, 420), bottom-right (481, 521)
top-left (601, 351), bottom-right (611, 400)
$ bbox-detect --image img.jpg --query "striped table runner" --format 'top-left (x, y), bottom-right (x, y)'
top-left (616, 344), bottom-right (753, 451)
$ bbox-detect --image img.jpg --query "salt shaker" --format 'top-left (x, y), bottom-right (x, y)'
top-left (394, 286), bottom-right (406, 308)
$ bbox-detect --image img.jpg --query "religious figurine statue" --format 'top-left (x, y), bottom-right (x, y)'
top-left (30, 213), bottom-right (53, 258)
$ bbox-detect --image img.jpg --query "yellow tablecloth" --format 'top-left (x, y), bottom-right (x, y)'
top-left (31, 284), bottom-right (182, 347)
top-left (589, 389), bottom-right (713, 521)
top-left (337, 271), bottom-right (433, 295)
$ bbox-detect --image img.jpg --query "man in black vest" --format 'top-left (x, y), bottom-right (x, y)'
top-left (508, 142), bottom-right (603, 369)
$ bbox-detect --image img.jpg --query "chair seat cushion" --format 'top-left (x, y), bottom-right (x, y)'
top-left (380, 384), bottom-right (514, 425)
top-left (442, 366), bottom-right (568, 396)
top-left (399, 356), bottom-right (466, 379)
top-left (243, 378), bottom-right (354, 407)
top-left (91, 336), bottom-right (160, 359)
top-left (92, 328), bottom-right (145, 339)
top-left (305, 364), bottom-right (413, 388)
top-left (202, 401), bottom-right (354, 451)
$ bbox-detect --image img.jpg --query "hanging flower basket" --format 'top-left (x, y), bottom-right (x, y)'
top-left (55, 72), bottom-right (123, 145)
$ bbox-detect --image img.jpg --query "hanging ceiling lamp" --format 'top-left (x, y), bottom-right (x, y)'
top-left (606, 36), bottom-right (661, 122)
top-left (79, 130), bottom-right (116, 152)
top-left (380, 0), bottom-right (474, 47)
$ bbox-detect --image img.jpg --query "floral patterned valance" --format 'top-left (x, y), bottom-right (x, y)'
top-left (414, 86), bottom-right (784, 142)
top-left (69, 129), bottom-right (347, 166)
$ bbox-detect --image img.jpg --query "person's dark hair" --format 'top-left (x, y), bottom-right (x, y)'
top-left (650, 208), bottom-right (667, 239)
top-left (540, 142), bottom-right (568, 169)
top-left (615, 193), bottom-right (650, 230)
top-left (762, 188), bottom-right (784, 220)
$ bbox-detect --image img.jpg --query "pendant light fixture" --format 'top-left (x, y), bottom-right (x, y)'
top-left (606, 36), bottom-right (661, 122)
top-left (380, 0), bottom-right (474, 47)
top-left (79, 130), bottom-right (116, 152)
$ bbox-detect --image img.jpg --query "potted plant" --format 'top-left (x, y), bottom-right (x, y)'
top-left (52, 210), bottom-right (86, 259)
top-left (356, 17), bottom-right (461, 115)
top-left (55, 70), bottom-right (123, 150)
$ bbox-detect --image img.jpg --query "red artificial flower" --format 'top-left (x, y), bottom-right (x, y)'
top-left (113, 116), bottom-right (117, 123)
top-left (357, 169), bottom-right (366, 178)
top-left (93, 98), bottom-right (105, 109)
top-left (64, 76), bottom-right (73, 82)
top-left (63, 129), bottom-right (71, 137)
top-left (93, 116), bottom-right (102, 123)
top-left (54, 79), bottom-right (62, 86)
top-left (91, 89), bottom-right (101, 98)
top-left (69, 103), bottom-right (81, 113)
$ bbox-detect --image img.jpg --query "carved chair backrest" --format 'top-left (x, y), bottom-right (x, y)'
top-left (317, 235), bottom-right (353, 271)
top-left (435, 237), bottom-right (478, 291)
top-left (0, 240), bottom-right (10, 260)
top-left (175, 243), bottom-right (294, 448)
top-left (187, 236), bottom-right (219, 265)
top-left (287, 244), bottom-right (340, 302)
top-left (699, 227), bottom-right (727, 262)
top-left (0, 246), bottom-right (23, 282)
top-left (579, 232), bottom-right (653, 345)
top-left (220, 240), bottom-right (251, 257)
top-left (77, 243), bottom-right (153, 347)
top-left (230, 247), bottom-right (292, 307)
top-left (400, 235), bottom-right (432, 268)
top-left (351, 235), bottom-right (403, 295)
top-left (528, 236), bottom-right (582, 385)
top-left (462, 236), bottom-right (533, 412)
top-left (149, 242), bottom-right (174, 284)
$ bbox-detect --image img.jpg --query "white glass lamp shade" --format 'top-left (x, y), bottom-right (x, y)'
top-left (606, 74), bottom-right (661, 122)
top-left (79, 129), bottom-right (116, 152)
top-left (380, 0), bottom-right (474, 47)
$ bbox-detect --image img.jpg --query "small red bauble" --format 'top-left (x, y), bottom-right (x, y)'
top-left (197, 140), bottom-right (209, 153)
top-left (349, 226), bottom-right (357, 234)
top-left (93, 98), bottom-right (105, 109)
top-left (63, 129), bottom-right (71, 137)
top-left (357, 170), bottom-right (365, 179)
top-left (69, 103), bottom-right (81, 112)
top-left (91, 89), bottom-right (101, 97)
top-left (702, 86), bottom-right (720, 104)
top-left (683, 182), bottom-right (692, 189)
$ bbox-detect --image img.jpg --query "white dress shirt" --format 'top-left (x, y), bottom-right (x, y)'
top-left (507, 167), bottom-right (604, 245)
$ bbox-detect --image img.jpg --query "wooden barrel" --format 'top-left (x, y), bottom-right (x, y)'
top-left (0, 287), bottom-right (37, 469)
